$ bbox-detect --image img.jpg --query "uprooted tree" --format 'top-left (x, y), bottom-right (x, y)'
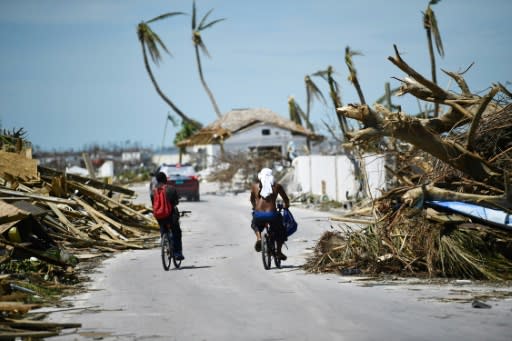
top-left (339, 44), bottom-right (511, 204)
top-left (304, 43), bottom-right (512, 280)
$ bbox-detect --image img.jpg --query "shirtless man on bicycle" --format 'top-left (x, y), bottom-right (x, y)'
top-left (250, 168), bottom-right (290, 260)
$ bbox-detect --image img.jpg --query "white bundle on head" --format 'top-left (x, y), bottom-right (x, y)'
top-left (258, 168), bottom-right (274, 198)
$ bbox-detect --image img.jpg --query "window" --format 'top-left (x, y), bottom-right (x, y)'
top-left (261, 129), bottom-right (271, 136)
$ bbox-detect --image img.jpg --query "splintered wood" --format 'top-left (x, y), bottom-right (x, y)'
top-left (0, 154), bottom-right (158, 338)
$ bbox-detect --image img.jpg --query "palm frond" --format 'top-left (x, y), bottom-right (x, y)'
top-left (138, 23), bottom-right (168, 64)
top-left (199, 18), bottom-right (226, 31)
top-left (305, 75), bottom-right (327, 105)
top-left (314, 66), bottom-right (340, 95)
top-left (297, 106), bottom-right (314, 131)
top-left (152, 31), bottom-right (171, 55)
top-left (192, 0), bottom-right (197, 29)
top-left (198, 8), bottom-right (215, 30)
top-left (147, 12), bottom-right (186, 24)
top-left (199, 40), bottom-right (211, 58)
top-left (288, 96), bottom-right (304, 126)
top-left (429, 10), bottom-right (444, 57)
top-left (312, 70), bottom-right (329, 81)
top-left (345, 46), bottom-right (363, 81)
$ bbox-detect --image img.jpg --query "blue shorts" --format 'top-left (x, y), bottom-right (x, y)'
top-left (251, 210), bottom-right (287, 243)
top-left (253, 211), bottom-right (280, 220)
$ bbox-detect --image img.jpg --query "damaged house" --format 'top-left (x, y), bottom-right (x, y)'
top-left (177, 108), bottom-right (324, 168)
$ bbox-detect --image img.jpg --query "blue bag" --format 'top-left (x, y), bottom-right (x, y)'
top-left (282, 208), bottom-right (298, 236)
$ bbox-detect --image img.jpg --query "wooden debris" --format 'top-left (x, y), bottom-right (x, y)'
top-left (0, 150), bottom-right (38, 180)
top-left (0, 148), bottom-right (160, 338)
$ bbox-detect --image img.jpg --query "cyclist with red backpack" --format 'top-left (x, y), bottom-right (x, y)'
top-left (151, 172), bottom-right (184, 260)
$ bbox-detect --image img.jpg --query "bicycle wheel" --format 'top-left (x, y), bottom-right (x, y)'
top-left (172, 250), bottom-right (182, 269)
top-left (272, 237), bottom-right (281, 269)
top-left (261, 232), bottom-right (272, 270)
top-left (161, 234), bottom-right (172, 271)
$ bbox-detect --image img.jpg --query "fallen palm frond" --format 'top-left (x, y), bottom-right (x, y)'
top-left (304, 208), bottom-right (512, 280)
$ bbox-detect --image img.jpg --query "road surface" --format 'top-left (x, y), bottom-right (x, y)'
top-left (46, 182), bottom-right (512, 340)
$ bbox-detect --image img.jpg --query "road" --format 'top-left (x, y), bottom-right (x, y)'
top-left (46, 182), bottom-right (512, 340)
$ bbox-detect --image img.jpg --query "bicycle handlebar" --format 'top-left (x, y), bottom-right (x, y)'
top-left (179, 210), bottom-right (192, 216)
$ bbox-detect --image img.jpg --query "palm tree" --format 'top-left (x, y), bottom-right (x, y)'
top-left (192, 0), bottom-right (225, 118)
top-left (137, 13), bottom-right (201, 129)
top-left (423, 0), bottom-right (444, 117)
top-left (312, 66), bottom-right (349, 137)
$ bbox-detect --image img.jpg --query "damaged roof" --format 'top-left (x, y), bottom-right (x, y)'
top-left (177, 108), bottom-right (321, 147)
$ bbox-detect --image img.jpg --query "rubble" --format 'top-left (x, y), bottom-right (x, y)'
top-left (0, 140), bottom-right (158, 338)
top-left (304, 46), bottom-right (512, 281)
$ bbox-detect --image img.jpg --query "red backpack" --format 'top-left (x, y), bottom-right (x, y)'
top-left (152, 185), bottom-right (172, 219)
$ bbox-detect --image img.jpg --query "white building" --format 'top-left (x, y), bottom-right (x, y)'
top-left (178, 108), bottom-right (324, 167)
top-left (121, 151), bottom-right (141, 163)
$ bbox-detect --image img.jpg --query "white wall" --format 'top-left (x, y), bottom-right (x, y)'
top-left (151, 153), bottom-right (190, 166)
top-left (291, 154), bottom-right (386, 201)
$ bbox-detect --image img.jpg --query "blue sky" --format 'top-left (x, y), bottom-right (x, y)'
top-left (1, 0), bottom-right (511, 151)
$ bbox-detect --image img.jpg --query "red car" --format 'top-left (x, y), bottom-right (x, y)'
top-left (151, 163), bottom-right (200, 201)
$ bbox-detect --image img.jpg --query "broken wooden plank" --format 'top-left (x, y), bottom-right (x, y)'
top-left (82, 152), bottom-right (97, 180)
top-left (38, 165), bottom-right (134, 196)
top-left (0, 188), bottom-right (74, 204)
top-left (4, 318), bottom-right (81, 330)
top-left (8, 200), bottom-right (47, 217)
top-left (329, 216), bottom-right (376, 224)
top-left (0, 302), bottom-right (41, 314)
top-left (73, 197), bottom-right (128, 240)
top-left (47, 203), bottom-right (89, 240)
top-left (425, 207), bottom-right (470, 224)
top-left (69, 181), bottom-right (154, 225)
top-left (0, 200), bottom-right (28, 224)
top-left (0, 150), bottom-right (38, 180)
top-left (0, 330), bottom-right (59, 338)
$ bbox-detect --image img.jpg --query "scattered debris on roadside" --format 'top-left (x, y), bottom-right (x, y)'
top-left (0, 134), bottom-right (158, 338)
top-left (303, 50), bottom-right (512, 281)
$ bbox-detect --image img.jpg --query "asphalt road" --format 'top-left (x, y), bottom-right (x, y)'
top-left (46, 182), bottom-right (512, 340)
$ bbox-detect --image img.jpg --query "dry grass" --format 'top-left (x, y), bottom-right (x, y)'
top-left (304, 207), bottom-right (512, 280)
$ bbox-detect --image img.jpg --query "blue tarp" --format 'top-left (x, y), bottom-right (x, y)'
top-left (426, 200), bottom-right (512, 230)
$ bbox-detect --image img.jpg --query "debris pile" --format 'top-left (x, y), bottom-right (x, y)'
top-left (0, 141), bottom-right (158, 338)
top-left (304, 47), bottom-right (512, 280)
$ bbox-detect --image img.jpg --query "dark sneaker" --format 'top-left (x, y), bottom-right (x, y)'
top-left (175, 252), bottom-right (185, 260)
top-left (254, 240), bottom-right (262, 252)
top-left (277, 252), bottom-right (287, 261)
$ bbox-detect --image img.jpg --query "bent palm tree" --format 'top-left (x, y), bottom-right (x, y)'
top-left (137, 14), bottom-right (201, 129)
top-left (423, 0), bottom-right (444, 117)
top-left (192, 0), bottom-right (225, 118)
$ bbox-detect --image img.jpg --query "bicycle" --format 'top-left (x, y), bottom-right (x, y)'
top-left (261, 222), bottom-right (281, 270)
top-left (260, 204), bottom-right (284, 270)
top-left (161, 210), bottom-right (191, 271)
